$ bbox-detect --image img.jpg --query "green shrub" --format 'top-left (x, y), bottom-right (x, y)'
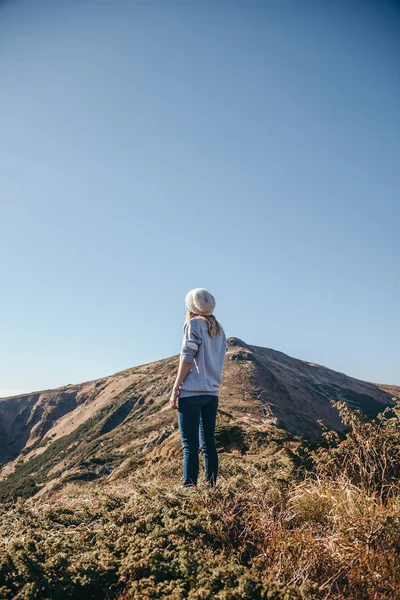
top-left (312, 401), bottom-right (400, 496)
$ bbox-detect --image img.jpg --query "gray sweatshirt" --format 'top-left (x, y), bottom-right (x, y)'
top-left (179, 317), bottom-right (228, 398)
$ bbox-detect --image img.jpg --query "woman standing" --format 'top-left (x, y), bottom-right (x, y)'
top-left (170, 288), bottom-right (228, 488)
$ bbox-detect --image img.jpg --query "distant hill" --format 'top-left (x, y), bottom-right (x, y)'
top-left (0, 337), bottom-right (397, 502)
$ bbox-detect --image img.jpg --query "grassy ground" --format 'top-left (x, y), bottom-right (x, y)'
top-left (0, 402), bottom-right (399, 600)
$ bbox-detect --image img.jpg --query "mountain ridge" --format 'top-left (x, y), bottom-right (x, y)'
top-left (0, 337), bottom-right (398, 502)
top-left (1, 339), bottom-right (397, 401)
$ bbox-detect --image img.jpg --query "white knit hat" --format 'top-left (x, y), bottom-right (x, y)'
top-left (185, 288), bottom-right (216, 316)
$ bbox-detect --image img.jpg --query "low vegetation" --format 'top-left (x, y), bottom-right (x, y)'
top-left (0, 401), bottom-right (399, 599)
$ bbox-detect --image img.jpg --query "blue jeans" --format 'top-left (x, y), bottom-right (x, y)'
top-left (178, 394), bottom-right (219, 487)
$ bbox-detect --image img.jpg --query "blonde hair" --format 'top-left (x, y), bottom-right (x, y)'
top-left (185, 310), bottom-right (224, 338)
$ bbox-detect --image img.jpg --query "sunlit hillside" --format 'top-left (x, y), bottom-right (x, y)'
top-left (0, 338), bottom-right (396, 503)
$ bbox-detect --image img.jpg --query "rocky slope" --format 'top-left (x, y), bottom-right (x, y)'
top-left (0, 337), bottom-right (397, 501)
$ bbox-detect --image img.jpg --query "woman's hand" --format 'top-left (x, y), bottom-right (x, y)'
top-left (169, 387), bottom-right (179, 409)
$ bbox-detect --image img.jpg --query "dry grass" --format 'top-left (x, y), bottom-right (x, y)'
top-left (0, 402), bottom-right (399, 599)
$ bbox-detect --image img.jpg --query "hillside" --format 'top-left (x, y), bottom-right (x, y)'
top-left (0, 337), bottom-right (397, 502)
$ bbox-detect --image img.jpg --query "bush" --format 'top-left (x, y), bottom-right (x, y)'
top-left (312, 401), bottom-right (400, 496)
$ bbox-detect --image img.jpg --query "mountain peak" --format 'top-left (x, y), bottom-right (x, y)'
top-left (227, 337), bottom-right (250, 348)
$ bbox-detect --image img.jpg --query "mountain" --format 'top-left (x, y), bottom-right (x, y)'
top-left (0, 337), bottom-right (397, 502)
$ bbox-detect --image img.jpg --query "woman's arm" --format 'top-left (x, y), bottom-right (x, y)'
top-left (170, 359), bottom-right (193, 406)
top-left (173, 359), bottom-right (193, 392)
top-left (169, 319), bottom-right (202, 409)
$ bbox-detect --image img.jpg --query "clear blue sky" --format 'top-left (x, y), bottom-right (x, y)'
top-left (1, 0), bottom-right (399, 396)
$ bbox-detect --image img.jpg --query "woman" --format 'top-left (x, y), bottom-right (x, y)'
top-left (170, 288), bottom-right (228, 488)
